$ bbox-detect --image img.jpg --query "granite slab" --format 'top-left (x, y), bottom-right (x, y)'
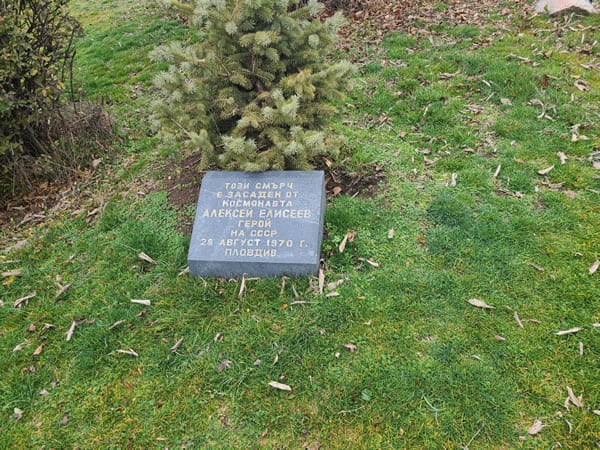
top-left (188, 171), bottom-right (326, 278)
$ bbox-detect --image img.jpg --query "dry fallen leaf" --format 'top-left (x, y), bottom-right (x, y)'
top-left (528, 419), bottom-right (545, 435)
top-left (55, 282), bottom-right (72, 300)
top-left (109, 320), bottom-right (125, 330)
top-left (60, 415), bottom-right (69, 426)
top-left (589, 260), bottom-right (599, 275)
top-left (387, 229), bottom-right (394, 239)
top-left (555, 327), bottom-right (581, 336)
top-left (493, 164), bottom-right (502, 178)
top-left (290, 301), bottom-right (316, 306)
top-left (514, 311), bottom-right (524, 329)
top-left (579, 342), bottom-right (584, 356)
top-left (131, 299), bottom-right (151, 306)
top-left (13, 341), bottom-right (27, 352)
top-left (566, 386), bottom-right (583, 408)
top-left (332, 186), bottom-right (342, 196)
top-left (338, 230), bottom-right (356, 253)
top-left (537, 165), bottom-right (554, 176)
top-left (138, 252), bottom-right (157, 264)
top-left (33, 342), bottom-right (45, 356)
top-left (213, 332), bottom-right (224, 343)
top-left (528, 263), bottom-right (545, 272)
top-left (592, 410), bottom-right (600, 416)
top-left (318, 268), bottom-right (325, 296)
top-left (217, 359), bottom-right (232, 373)
top-left (500, 98), bottom-right (512, 106)
top-left (66, 321), bottom-right (77, 342)
top-left (12, 408), bottom-right (23, 421)
top-left (448, 172), bottom-right (457, 187)
top-left (467, 298), bottom-right (495, 309)
top-left (170, 337), bottom-right (184, 353)
top-left (14, 291), bottom-right (36, 308)
top-left (2, 269), bottom-right (22, 278)
top-left (85, 206), bottom-right (102, 222)
top-left (4, 239), bottom-right (28, 253)
top-left (268, 381), bottom-right (292, 391)
top-left (495, 335), bottom-right (507, 341)
top-left (39, 389), bottom-right (49, 397)
top-left (116, 348), bottom-right (139, 357)
top-left (358, 257), bottom-right (380, 268)
top-left (177, 266), bottom-right (190, 277)
top-left (556, 152), bottom-right (568, 165)
top-left (327, 279), bottom-right (344, 292)
top-left (343, 343), bottom-right (357, 352)
top-left (574, 80), bottom-right (589, 91)
top-left (439, 71), bottom-right (459, 80)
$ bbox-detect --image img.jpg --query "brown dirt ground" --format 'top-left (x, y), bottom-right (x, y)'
top-left (337, 0), bottom-right (530, 38)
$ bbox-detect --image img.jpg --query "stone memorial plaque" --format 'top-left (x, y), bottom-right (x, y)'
top-left (188, 171), bottom-right (326, 278)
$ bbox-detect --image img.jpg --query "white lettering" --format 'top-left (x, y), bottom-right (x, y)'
top-left (203, 209), bottom-right (254, 218)
top-left (224, 182), bottom-right (250, 190)
top-left (236, 220), bottom-right (272, 228)
top-left (250, 229), bottom-right (277, 237)
top-left (224, 248), bottom-right (277, 257)
top-left (259, 209), bottom-right (311, 219)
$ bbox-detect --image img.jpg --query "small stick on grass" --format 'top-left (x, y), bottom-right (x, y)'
top-left (14, 292), bottom-right (36, 308)
top-left (170, 337), bottom-right (184, 353)
top-left (131, 299), bottom-right (151, 306)
top-left (493, 164), bottom-right (501, 178)
top-left (109, 320), bottom-right (125, 330)
top-left (66, 321), bottom-right (77, 341)
top-left (514, 311), bottom-right (524, 329)
top-left (318, 268), bottom-right (324, 296)
top-left (55, 283), bottom-right (72, 300)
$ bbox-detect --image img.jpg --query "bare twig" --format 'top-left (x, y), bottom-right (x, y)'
top-left (170, 337), bottom-right (184, 353)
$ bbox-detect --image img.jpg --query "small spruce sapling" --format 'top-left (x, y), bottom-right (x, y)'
top-left (151, 0), bottom-right (355, 171)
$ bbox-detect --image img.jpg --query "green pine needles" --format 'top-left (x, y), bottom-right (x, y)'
top-left (151, 0), bottom-right (355, 171)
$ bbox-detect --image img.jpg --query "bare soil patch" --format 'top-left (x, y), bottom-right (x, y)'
top-left (338, 0), bottom-right (530, 38)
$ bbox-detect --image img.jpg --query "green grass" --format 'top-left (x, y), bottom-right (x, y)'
top-left (1, 1), bottom-right (600, 447)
